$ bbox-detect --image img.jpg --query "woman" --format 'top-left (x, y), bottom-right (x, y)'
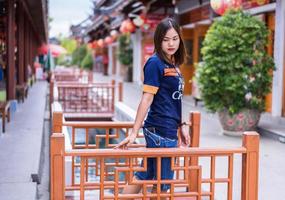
top-left (115, 18), bottom-right (189, 198)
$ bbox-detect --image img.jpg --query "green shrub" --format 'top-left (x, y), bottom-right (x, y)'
top-left (196, 10), bottom-right (275, 114)
top-left (81, 50), bottom-right (93, 70)
top-left (117, 34), bottom-right (133, 66)
top-left (72, 44), bottom-right (87, 66)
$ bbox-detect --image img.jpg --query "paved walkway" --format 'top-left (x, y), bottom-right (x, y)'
top-left (0, 81), bottom-right (48, 200)
top-left (94, 72), bottom-right (285, 200)
top-left (0, 72), bottom-right (282, 199)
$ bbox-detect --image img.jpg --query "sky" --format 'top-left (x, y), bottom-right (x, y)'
top-left (49, 0), bottom-right (93, 38)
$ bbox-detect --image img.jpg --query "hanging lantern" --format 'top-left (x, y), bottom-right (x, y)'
top-left (210, 0), bottom-right (230, 15)
top-left (125, 20), bottom-right (136, 33)
top-left (104, 36), bottom-right (113, 45)
top-left (110, 30), bottom-right (119, 39)
top-left (120, 19), bottom-right (136, 33)
top-left (92, 41), bottom-right (98, 49)
top-left (120, 20), bottom-right (128, 33)
top-left (231, 0), bottom-right (242, 8)
top-left (211, 0), bottom-right (242, 15)
top-left (97, 39), bottom-right (104, 48)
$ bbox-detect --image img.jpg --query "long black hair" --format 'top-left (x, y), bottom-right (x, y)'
top-left (154, 18), bottom-right (186, 66)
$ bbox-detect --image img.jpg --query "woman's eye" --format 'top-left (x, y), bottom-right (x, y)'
top-left (173, 37), bottom-right (178, 41)
top-left (163, 39), bottom-right (168, 42)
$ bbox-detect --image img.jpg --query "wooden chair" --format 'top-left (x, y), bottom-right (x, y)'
top-left (16, 84), bottom-right (28, 103)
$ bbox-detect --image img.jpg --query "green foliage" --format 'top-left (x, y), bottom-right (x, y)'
top-left (81, 50), bottom-right (93, 70)
top-left (71, 44), bottom-right (88, 66)
top-left (196, 10), bottom-right (275, 114)
top-left (60, 37), bottom-right (77, 54)
top-left (117, 34), bottom-right (133, 67)
top-left (56, 54), bottom-right (71, 66)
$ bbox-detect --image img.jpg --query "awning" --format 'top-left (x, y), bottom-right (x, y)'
top-left (38, 44), bottom-right (67, 57)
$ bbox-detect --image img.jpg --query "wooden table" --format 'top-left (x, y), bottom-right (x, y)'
top-left (0, 101), bottom-right (10, 133)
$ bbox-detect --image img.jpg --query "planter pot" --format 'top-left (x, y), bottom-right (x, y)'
top-left (218, 109), bottom-right (261, 136)
top-left (123, 67), bottom-right (133, 82)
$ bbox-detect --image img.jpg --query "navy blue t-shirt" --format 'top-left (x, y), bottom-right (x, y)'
top-left (143, 54), bottom-right (184, 139)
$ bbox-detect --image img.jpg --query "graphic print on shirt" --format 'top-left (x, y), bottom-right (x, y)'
top-left (163, 67), bottom-right (184, 100)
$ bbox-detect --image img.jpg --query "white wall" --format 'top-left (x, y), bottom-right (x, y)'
top-left (272, 0), bottom-right (285, 116)
top-left (108, 45), bottom-right (113, 76)
top-left (131, 30), bottom-right (142, 85)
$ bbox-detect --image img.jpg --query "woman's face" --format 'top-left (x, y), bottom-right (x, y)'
top-left (162, 27), bottom-right (180, 59)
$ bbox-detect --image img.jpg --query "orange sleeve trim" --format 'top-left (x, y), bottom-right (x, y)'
top-left (143, 84), bottom-right (159, 94)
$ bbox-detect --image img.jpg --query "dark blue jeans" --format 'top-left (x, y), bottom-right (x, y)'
top-left (135, 127), bottom-right (178, 191)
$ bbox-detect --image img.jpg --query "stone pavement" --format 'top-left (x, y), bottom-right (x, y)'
top-left (0, 81), bottom-right (48, 200)
top-left (94, 72), bottom-right (285, 200)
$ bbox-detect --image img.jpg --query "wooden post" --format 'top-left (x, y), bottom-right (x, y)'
top-left (190, 111), bottom-right (201, 148)
top-left (111, 80), bottom-right (115, 112)
top-left (50, 79), bottom-right (54, 105)
top-left (189, 111), bottom-right (201, 192)
top-left (50, 133), bottom-right (65, 200)
top-left (49, 79), bottom-right (54, 119)
top-left (52, 111), bottom-right (63, 134)
top-left (241, 132), bottom-right (259, 200)
top-left (118, 82), bottom-right (123, 102)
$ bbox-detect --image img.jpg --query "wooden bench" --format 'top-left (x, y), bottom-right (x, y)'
top-left (0, 101), bottom-right (10, 133)
top-left (16, 84), bottom-right (28, 103)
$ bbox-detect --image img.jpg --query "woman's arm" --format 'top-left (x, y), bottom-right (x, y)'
top-left (114, 92), bottom-right (154, 149)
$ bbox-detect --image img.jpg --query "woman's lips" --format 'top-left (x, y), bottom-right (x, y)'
top-left (167, 48), bottom-right (175, 51)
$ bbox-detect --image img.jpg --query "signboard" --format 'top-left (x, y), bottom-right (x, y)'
top-left (143, 44), bottom-right (154, 65)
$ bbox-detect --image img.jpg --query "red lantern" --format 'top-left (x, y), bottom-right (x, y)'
top-left (231, 0), bottom-right (242, 8)
top-left (211, 0), bottom-right (241, 15)
top-left (125, 20), bottom-right (136, 33)
top-left (92, 41), bottom-right (98, 49)
top-left (120, 20), bottom-right (128, 33)
top-left (120, 19), bottom-right (136, 33)
top-left (97, 39), bottom-right (104, 48)
top-left (104, 36), bottom-right (113, 44)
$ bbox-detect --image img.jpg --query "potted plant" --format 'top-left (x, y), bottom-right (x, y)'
top-left (117, 34), bottom-right (133, 82)
top-left (196, 10), bottom-right (275, 136)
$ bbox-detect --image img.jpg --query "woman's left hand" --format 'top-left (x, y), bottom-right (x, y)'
top-left (179, 126), bottom-right (190, 147)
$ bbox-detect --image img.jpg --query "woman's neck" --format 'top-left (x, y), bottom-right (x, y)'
top-left (166, 55), bottom-right (174, 65)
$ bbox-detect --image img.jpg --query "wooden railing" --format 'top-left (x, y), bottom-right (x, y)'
top-left (51, 130), bottom-right (259, 200)
top-left (53, 68), bottom-right (93, 83)
top-left (50, 110), bottom-right (259, 200)
top-left (51, 104), bottom-right (202, 200)
top-left (50, 79), bottom-right (123, 119)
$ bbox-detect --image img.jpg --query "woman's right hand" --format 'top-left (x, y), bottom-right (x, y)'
top-left (114, 132), bottom-right (137, 149)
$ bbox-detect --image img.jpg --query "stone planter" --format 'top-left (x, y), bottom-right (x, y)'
top-left (218, 109), bottom-right (261, 136)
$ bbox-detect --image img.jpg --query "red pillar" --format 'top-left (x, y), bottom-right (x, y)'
top-left (24, 16), bottom-right (29, 82)
top-left (17, 2), bottom-right (24, 85)
top-left (7, 0), bottom-right (16, 99)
